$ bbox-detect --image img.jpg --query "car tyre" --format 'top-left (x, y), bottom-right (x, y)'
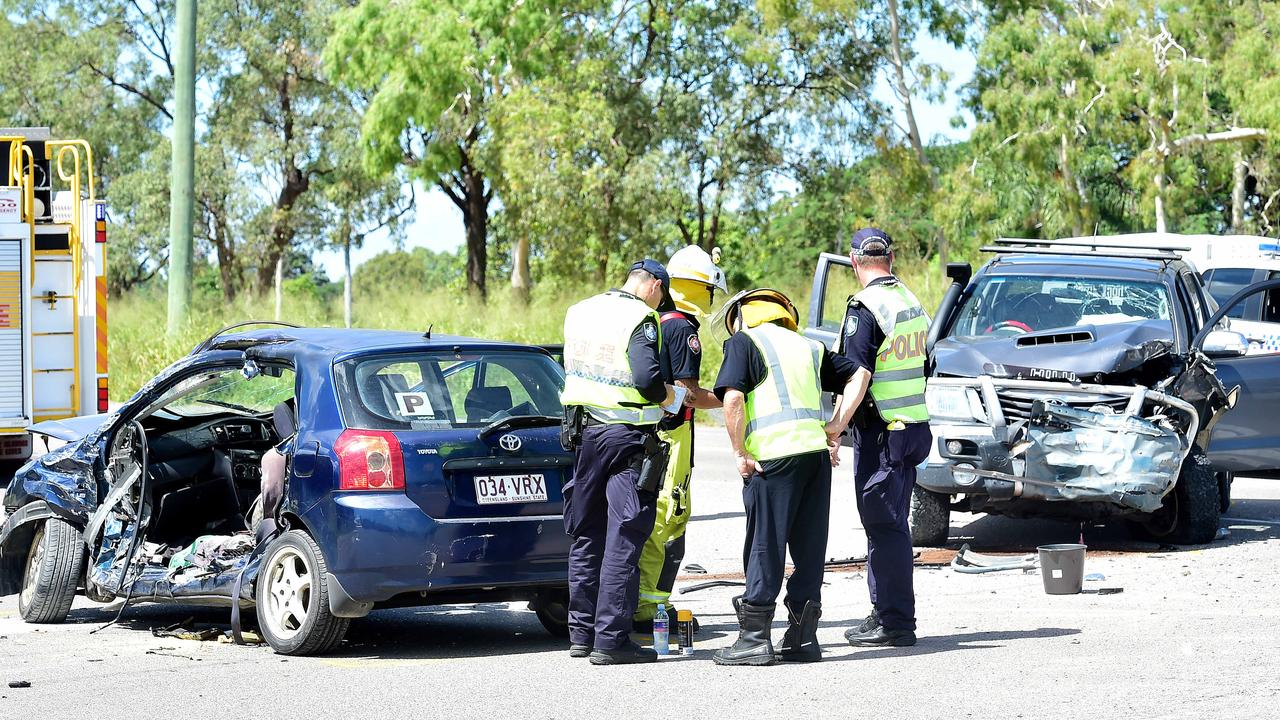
top-left (532, 590), bottom-right (570, 638)
top-left (1217, 470), bottom-right (1233, 515)
top-left (19, 518), bottom-right (85, 624)
top-left (1143, 450), bottom-right (1220, 545)
top-left (909, 486), bottom-right (951, 547)
top-left (255, 530), bottom-right (350, 656)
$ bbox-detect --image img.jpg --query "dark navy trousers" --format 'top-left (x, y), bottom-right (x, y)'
top-left (852, 420), bottom-right (933, 632)
top-left (564, 424), bottom-right (658, 650)
top-left (741, 449), bottom-right (832, 612)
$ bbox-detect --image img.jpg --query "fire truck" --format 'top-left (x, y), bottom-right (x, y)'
top-left (0, 128), bottom-right (107, 479)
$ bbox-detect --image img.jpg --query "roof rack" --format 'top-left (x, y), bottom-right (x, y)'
top-left (981, 238), bottom-right (1190, 261)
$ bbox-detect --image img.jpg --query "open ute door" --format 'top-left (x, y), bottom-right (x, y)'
top-left (1194, 278), bottom-right (1280, 473)
top-left (803, 252), bottom-right (856, 351)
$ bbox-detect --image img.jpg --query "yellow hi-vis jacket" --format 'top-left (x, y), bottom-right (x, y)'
top-left (853, 280), bottom-right (930, 424)
top-left (560, 290), bottom-right (664, 425)
top-left (741, 322), bottom-right (830, 461)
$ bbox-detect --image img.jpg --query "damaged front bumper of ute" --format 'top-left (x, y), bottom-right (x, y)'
top-left (921, 376), bottom-right (1204, 515)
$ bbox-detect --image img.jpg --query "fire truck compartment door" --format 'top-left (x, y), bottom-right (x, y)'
top-left (32, 255), bottom-right (75, 418)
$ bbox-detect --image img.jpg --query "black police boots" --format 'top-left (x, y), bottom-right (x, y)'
top-left (712, 596), bottom-right (776, 666)
top-left (778, 600), bottom-right (822, 663)
top-left (843, 607), bottom-right (881, 641)
top-left (589, 641), bottom-right (658, 665)
top-left (845, 625), bottom-right (917, 647)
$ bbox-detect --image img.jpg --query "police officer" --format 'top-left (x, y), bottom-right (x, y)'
top-left (561, 259), bottom-right (678, 665)
top-left (632, 246), bottom-right (726, 634)
top-left (836, 228), bottom-right (933, 648)
top-left (711, 289), bottom-right (863, 666)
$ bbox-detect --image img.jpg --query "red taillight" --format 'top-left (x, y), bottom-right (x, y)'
top-left (335, 430), bottom-right (405, 491)
top-left (97, 378), bottom-right (109, 413)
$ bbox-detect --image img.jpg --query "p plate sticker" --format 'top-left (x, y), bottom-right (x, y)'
top-left (643, 321), bottom-right (658, 342)
top-left (844, 315), bottom-right (859, 337)
top-left (395, 392), bottom-right (436, 417)
top-left (688, 334), bottom-right (702, 354)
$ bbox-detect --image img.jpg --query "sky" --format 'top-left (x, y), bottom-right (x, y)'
top-left (314, 35), bottom-right (978, 279)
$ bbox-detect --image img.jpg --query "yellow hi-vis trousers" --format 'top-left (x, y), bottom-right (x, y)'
top-left (634, 421), bottom-right (693, 622)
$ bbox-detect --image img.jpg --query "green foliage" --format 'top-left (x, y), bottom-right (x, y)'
top-left (353, 248), bottom-right (464, 296)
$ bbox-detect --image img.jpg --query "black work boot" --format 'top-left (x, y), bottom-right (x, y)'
top-left (846, 625), bottom-right (916, 647)
top-left (778, 600), bottom-right (822, 663)
top-left (712, 596), bottom-right (776, 666)
top-left (843, 608), bottom-right (881, 642)
top-left (569, 643), bottom-right (591, 658)
top-left (589, 641), bottom-right (658, 665)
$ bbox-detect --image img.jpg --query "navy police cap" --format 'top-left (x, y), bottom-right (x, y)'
top-left (630, 258), bottom-right (671, 291)
top-left (850, 228), bottom-right (893, 256)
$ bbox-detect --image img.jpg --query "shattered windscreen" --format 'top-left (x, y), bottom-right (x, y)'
top-left (949, 275), bottom-right (1172, 338)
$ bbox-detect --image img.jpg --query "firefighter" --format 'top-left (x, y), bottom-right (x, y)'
top-left (711, 289), bottom-right (863, 666)
top-left (632, 246), bottom-right (726, 634)
top-left (836, 228), bottom-right (933, 648)
top-left (560, 259), bottom-right (679, 665)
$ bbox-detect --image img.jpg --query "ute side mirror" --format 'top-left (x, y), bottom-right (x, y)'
top-left (945, 262), bottom-right (972, 287)
top-left (1201, 330), bottom-right (1248, 358)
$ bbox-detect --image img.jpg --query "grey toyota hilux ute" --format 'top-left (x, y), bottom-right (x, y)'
top-left (805, 238), bottom-right (1280, 547)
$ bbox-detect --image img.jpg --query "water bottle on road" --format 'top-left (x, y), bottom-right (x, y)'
top-left (654, 603), bottom-right (670, 656)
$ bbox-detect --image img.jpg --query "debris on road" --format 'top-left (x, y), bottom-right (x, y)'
top-left (8, 680), bottom-right (31, 689)
top-left (950, 543), bottom-right (1038, 574)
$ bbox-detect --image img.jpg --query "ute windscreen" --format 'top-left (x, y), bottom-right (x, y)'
top-left (336, 350), bottom-right (565, 430)
top-left (949, 275), bottom-right (1172, 338)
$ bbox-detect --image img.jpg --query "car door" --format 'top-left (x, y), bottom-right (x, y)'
top-left (802, 253), bottom-right (859, 427)
top-left (1197, 278), bottom-right (1280, 473)
top-left (802, 252), bottom-right (856, 352)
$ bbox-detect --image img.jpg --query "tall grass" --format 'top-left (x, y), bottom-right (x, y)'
top-left (109, 261), bottom-right (947, 401)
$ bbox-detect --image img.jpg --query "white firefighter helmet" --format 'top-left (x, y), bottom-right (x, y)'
top-left (667, 245), bottom-right (728, 292)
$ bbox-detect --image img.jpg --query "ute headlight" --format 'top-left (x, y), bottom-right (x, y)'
top-left (926, 386), bottom-right (987, 423)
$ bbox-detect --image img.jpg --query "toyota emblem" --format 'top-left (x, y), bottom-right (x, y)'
top-left (498, 434), bottom-right (522, 452)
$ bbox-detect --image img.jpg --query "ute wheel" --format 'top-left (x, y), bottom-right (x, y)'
top-left (1217, 470), bottom-right (1233, 515)
top-left (909, 486), bottom-right (951, 547)
top-left (19, 518), bottom-right (85, 624)
top-left (1143, 450), bottom-right (1220, 545)
top-left (532, 590), bottom-right (570, 638)
top-left (255, 530), bottom-right (349, 655)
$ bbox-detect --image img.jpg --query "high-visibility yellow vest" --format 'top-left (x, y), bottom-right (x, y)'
top-left (561, 291), bottom-right (664, 425)
top-left (853, 280), bottom-right (930, 424)
top-left (741, 322), bottom-right (829, 461)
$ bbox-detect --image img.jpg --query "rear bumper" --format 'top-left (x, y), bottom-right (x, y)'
top-left (305, 492), bottom-right (570, 604)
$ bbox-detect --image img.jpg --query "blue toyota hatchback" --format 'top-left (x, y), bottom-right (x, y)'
top-left (0, 324), bottom-right (572, 654)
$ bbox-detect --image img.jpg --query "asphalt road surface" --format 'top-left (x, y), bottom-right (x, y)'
top-left (3, 431), bottom-right (1280, 719)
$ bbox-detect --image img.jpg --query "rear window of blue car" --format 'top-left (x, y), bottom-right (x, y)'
top-left (335, 350), bottom-right (565, 430)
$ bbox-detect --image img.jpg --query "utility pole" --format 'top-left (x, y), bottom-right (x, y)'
top-left (167, 0), bottom-right (196, 336)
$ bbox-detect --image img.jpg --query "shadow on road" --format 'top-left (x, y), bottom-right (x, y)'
top-left (943, 497), bottom-right (1280, 554)
top-left (61, 601), bottom-right (569, 660)
top-left (821, 627), bottom-right (1083, 660)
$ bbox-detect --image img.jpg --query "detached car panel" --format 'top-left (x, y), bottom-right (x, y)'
top-left (0, 327), bottom-right (573, 654)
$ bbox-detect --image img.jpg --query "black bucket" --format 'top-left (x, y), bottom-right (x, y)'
top-left (1037, 544), bottom-right (1086, 595)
